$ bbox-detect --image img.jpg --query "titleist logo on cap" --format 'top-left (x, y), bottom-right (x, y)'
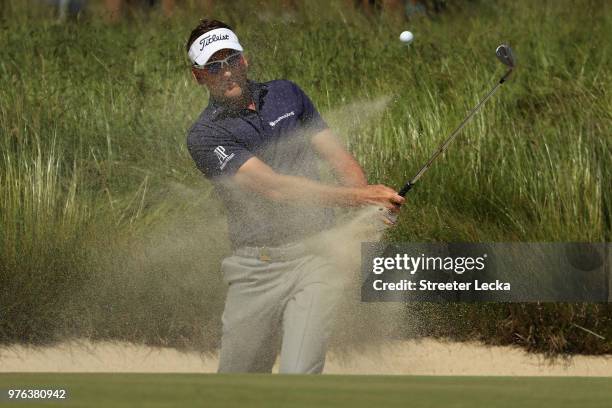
top-left (199, 34), bottom-right (231, 51)
top-left (188, 28), bottom-right (243, 66)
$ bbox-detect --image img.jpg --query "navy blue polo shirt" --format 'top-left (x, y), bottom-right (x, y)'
top-left (187, 79), bottom-right (334, 249)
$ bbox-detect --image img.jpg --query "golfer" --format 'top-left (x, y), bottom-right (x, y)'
top-left (185, 19), bottom-right (403, 374)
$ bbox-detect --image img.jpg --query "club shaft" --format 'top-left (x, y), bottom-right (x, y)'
top-left (398, 69), bottom-right (512, 197)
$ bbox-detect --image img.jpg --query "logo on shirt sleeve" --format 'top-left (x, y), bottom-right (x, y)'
top-left (214, 146), bottom-right (236, 170)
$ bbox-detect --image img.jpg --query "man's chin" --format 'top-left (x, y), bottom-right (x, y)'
top-left (224, 87), bottom-right (243, 99)
top-left (210, 79), bottom-right (250, 106)
top-left (217, 85), bottom-right (249, 107)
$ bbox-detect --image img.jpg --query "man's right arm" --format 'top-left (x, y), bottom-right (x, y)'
top-left (187, 125), bottom-right (403, 209)
top-left (233, 156), bottom-right (404, 210)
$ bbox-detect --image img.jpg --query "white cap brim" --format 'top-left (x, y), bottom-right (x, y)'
top-left (188, 28), bottom-right (243, 66)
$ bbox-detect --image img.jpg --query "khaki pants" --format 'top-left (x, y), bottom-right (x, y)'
top-left (218, 245), bottom-right (343, 374)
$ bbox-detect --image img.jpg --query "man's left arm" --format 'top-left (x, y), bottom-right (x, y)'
top-left (289, 81), bottom-right (368, 188)
top-left (311, 129), bottom-right (368, 188)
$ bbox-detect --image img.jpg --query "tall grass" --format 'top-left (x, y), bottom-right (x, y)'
top-left (0, 0), bottom-right (610, 353)
top-left (0, 135), bottom-right (89, 342)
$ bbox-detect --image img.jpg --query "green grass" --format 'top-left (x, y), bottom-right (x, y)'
top-left (1, 374), bottom-right (611, 408)
top-left (0, 0), bottom-right (610, 352)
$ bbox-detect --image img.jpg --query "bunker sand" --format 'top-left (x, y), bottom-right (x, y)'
top-left (1, 339), bottom-right (610, 376)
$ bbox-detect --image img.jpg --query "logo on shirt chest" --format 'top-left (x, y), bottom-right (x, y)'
top-left (269, 111), bottom-right (295, 127)
top-left (214, 146), bottom-right (235, 170)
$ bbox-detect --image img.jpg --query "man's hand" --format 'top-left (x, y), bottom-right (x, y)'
top-left (353, 184), bottom-right (404, 211)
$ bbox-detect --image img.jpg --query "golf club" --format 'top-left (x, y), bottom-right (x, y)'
top-left (381, 44), bottom-right (515, 225)
top-left (398, 44), bottom-right (516, 197)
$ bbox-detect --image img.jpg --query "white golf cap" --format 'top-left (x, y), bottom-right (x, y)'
top-left (188, 28), bottom-right (243, 66)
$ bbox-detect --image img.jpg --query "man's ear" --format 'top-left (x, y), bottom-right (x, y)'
top-left (191, 67), bottom-right (206, 84)
top-left (242, 55), bottom-right (249, 69)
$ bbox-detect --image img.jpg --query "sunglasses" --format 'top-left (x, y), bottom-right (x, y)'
top-left (194, 52), bottom-right (243, 75)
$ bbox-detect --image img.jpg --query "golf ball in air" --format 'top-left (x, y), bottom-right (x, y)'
top-left (399, 31), bottom-right (414, 43)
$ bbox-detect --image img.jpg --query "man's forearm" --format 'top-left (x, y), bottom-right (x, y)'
top-left (234, 156), bottom-right (402, 209)
top-left (310, 129), bottom-right (368, 187)
top-left (265, 173), bottom-right (362, 207)
top-left (332, 155), bottom-right (368, 187)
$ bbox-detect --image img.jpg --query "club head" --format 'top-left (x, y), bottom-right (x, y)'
top-left (496, 44), bottom-right (516, 69)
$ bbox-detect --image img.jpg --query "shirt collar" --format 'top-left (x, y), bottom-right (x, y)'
top-left (208, 80), bottom-right (268, 121)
